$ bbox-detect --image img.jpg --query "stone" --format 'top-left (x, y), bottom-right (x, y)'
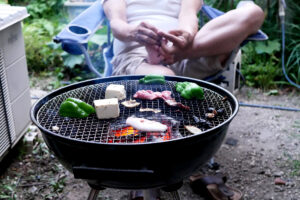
top-left (274, 178), bottom-right (286, 185)
top-left (273, 171), bottom-right (284, 177)
top-left (225, 137), bottom-right (238, 146)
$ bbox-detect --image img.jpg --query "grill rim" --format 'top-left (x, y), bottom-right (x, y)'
top-left (30, 75), bottom-right (239, 146)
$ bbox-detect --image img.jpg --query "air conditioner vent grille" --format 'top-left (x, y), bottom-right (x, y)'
top-left (0, 49), bottom-right (15, 158)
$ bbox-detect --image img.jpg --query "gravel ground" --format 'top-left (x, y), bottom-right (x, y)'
top-left (0, 86), bottom-right (299, 200)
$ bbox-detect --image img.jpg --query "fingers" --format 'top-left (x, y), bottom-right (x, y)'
top-left (135, 22), bottom-right (161, 45)
top-left (158, 31), bottom-right (186, 48)
top-left (140, 22), bottom-right (158, 33)
top-left (136, 33), bottom-right (159, 45)
top-left (168, 30), bottom-right (183, 36)
top-left (160, 38), bottom-right (177, 54)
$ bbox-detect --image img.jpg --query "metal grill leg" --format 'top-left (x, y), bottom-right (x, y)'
top-left (87, 189), bottom-right (100, 200)
top-left (143, 190), bottom-right (152, 200)
top-left (168, 191), bottom-right (181, 200)
top-left (142, 189), bottom-right (160, 200)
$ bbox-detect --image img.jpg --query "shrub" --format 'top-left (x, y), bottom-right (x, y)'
top-left (204, 0), bottom-right (299, 89)
top-left (23, 19), bottom-right (64, 72)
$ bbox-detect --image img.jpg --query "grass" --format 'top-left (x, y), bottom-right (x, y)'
top-left (290, 159), bottom-right (300, 177)
top-left (0, 137), bottom-right (68, 199)
top-left (292, 120), bottom-right (300, 129)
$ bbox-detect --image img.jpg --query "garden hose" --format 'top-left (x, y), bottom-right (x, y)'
top-left (239, 102), bottom-right (300, 112)
top-left (237, 0), bottom-right (299, 112)
top-left (279, 0), bottom-right (300, 89)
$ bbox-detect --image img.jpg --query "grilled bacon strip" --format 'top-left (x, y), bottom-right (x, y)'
top-left (133, 90), bottom-right (190, 110)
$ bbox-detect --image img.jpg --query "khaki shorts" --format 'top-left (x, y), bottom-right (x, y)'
top-left (111, 46), bottom-right (223, 80)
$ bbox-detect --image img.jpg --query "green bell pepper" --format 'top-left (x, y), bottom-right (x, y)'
top-left (139, 75), bottom-right (166, 84)
top-left (175, 82), bottom-right (204, 100)
top-left (59, 97), bottom-right (95, 118)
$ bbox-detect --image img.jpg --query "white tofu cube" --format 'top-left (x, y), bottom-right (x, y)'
top-left (105, 84), bottom-right (126, 100)
top-left (94, 98), bottom-right (120, 119)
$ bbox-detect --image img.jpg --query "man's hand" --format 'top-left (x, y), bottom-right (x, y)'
top-left (158, 30), bottom-right (193, 64)
top-left (159, 30), bottom-right (192, 50)
top-left (131, 22), bottom-right (161, 46)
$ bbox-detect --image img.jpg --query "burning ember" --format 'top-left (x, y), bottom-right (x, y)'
top-left (111, 126), bottom-right (139, 137)
top-left (108, 115), bottom-right (181, 143)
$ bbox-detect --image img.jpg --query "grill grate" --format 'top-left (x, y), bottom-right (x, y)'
top-left (37, 80), bottom-right (232, 144)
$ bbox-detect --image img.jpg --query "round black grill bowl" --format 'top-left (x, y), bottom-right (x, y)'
top-left (30, 75), bottom-right (239, 189)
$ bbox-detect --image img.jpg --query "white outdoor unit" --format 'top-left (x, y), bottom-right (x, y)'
top-left (0, 5), bottom-right (31, 161)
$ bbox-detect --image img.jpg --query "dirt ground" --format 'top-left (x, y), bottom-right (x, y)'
top-left (1, 86), bottom-right (299, 200)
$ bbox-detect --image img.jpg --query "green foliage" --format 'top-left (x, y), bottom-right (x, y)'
top-left (23, 19), bottom-right (64, 72)
top-left (254, 40), bottom-right (280, 54)
top-left (241, 41), bottom-right (282, 89)
top-left (50, 177), bottom-right (66, 192)
top-left (286, 44), bottom-right (300, 84)
top-left (9, 0), bottom-right (65, 19)
top-left (0, 177), bottom-right (17, 200)
top-left (9, 0), bottom-right (68, 75)
top-left (290, 159), bottom-right (300, 176)
top-left (15, 0), bottom-right (107, 83)
top-left (204, 0), bottom-right (300, 89)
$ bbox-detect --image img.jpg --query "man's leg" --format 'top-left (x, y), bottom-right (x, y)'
top-left (135, 63), bottom-right (176, 75)
top-left (187, 3), bottom-right (264, 63)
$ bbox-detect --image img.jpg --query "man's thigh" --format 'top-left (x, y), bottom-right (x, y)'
top-left (112, 46), bottom-right (175, 76)
top-left (169, 56), bottom-right (223, 80)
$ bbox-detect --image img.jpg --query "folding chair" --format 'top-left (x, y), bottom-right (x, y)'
top-left (54, 1), bottom-right (268, 92)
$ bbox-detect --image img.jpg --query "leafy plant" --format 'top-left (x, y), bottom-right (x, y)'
top-left (0, 178), bottom-right (17, 200)
top-left (50, 177), bottom-right (66, 193)
top-left (254, 40), bottom-right (280, 55)
top-left (241, 40), bottom-right (282, 89)
top-left (9, 0), bottom-right (65, 19)
top-left (23, 19), bottom-right (64, 73)
top-left (203, 0), bottom-right (299, 89)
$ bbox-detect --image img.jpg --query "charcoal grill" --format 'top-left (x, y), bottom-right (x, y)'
top-left (31, 75), bottom-right (238, 199)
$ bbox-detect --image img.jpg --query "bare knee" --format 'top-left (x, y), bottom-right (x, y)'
top-left (148, 66), bottom-right (175, 76)
top-left (135, 63), bottom-right (176, 76)
top-left (159, 67), bottom-right (176, 76)
top-left (241, 4), bottom-right (265, 34)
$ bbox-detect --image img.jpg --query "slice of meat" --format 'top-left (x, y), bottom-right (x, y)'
top-left (126, 117), bottom-right (168, 132)
top-left (133, 90), bottom-right (160, 100)
top-left (133, 90), bottom-right (170, 100)
top-left (139, 108), bottom-right (161, 113)
top-left (165, 99), bottom-right (190, 110)
top-left (133, 90), bottom-right (189, 110)
top-left (161, 90), bottom-right (172, 100)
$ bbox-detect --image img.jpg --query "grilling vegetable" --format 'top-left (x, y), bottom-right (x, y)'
top-left (176, 82), bottom-right (204, 100)
top-left (185, 125), bottom-right (203, 135)
top-left (121, 99), bottom-right (140, 108)
top-left (59, 98), bottom-right (95, 118)
top-left (139, 75), bottom-right (166, 84)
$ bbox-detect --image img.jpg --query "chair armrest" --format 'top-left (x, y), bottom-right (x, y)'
top-left (201, 5), bottom-right (225, 20)
top-left (54, 1), bottom-right (106, 54)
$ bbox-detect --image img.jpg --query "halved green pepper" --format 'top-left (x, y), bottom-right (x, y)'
top-left (175, 82), bottom-right (204, 100)
top-left (59, 97), bottom-right (95, 118)
top-left (139, 75), bottom-right (166, 84)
